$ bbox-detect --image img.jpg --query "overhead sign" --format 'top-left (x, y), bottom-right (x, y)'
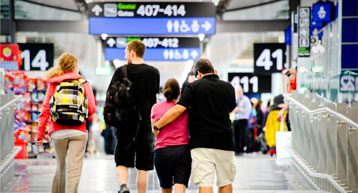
top-left (254, 43), bottom-right (287, 74)
top-left (88, 2), bottom-right (216, 18)
top-left (106, 37), bottom-right (200, 48)
top-left (105, 47), bottom-right (201, 61)
top-left (298, 7), bottom-right (311, 57)
top-left (228, 73), bottom-right (272, 94)
top-left (18, 43), bottom-right (54, 71)
top-left (340, 73), bottom-right (358, 92)
top-left (89, 17), bottom-right (215, 35)
top-left (88, 2), bottom-right (216, 35)
top-left (312, 3), bottom-right (333, 22)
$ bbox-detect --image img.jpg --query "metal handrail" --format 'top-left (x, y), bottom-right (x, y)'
top-left (284, 94), bottom-right (358, 128)
top-left (0, 95), bottom-right (22, 112)
top-left (288, 147), bottom-right (347, 193)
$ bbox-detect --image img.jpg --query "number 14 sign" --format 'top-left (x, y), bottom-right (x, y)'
top-left (254, 43), bottom-right (287, 74)
top-left (18, 43), bottom-right (54, 71)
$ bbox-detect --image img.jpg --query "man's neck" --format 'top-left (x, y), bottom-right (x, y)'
top-left (130, 58), bottom-right (144, 65)
top-left (202, 73), bottom-right (216, 78)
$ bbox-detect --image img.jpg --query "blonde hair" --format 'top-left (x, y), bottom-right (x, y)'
top-left (47, 53), bottom-right (78, 79)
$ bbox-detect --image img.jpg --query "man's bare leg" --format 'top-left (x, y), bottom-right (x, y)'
top-left (137, 170), bottom-right (148, 193)
top-left (218, 184), bottom-right (232, 193)
top-left (116, 166), bottom-right (129, 185)
top-left (174, 184), bottom-right (185, 193)
top-left (199, 187), bottom-right (213, 193)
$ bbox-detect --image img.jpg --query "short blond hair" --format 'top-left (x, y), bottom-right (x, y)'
top-left (47, 53), bottom-right (78, 79)
top-left (127, 40), bottom-right (146, 58)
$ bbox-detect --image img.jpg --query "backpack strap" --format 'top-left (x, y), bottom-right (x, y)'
top-left (122, 65), bottom-right (128, 78)
top-left (78, 78), bottom-right (87, 84)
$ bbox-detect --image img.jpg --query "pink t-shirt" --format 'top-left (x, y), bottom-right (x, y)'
top-left (151, 101), bottom-right (189, 151)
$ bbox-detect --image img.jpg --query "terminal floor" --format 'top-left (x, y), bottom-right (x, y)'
top-left (3, 153), bottom-right (326, 193)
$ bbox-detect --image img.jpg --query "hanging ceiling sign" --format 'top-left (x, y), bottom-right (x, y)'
top-left (105, 47), bottom-right (201, 61)
top-left (105, 37), bottom-right (201, 61)
top-left (298, 7), bottom-right (311, 57)
top-left (18, 43), bottom-right (54, 71)
top-left (228, 73), bottom-right (272, 94)
top-left (88, 2), bottom-right (216, 35)
top-left (106, 37), bottom-right (200, 48)
top-left (254, 43), bottom-right (287, 74)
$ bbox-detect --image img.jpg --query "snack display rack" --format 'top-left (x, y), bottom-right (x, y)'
top-left (5, 71), bottom-right (53, 158)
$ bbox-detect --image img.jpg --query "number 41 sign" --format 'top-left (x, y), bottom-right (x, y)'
top-left (18, 43), bottom-right (54, 71)
top-left (254, 43), bottom-right (287, 74)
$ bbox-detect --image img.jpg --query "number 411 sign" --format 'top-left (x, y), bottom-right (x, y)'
top-left (254, 43), bottom-right (287, 74)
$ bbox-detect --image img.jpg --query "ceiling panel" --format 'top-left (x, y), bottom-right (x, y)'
top-left (226, 0), bottom-right (275, 10)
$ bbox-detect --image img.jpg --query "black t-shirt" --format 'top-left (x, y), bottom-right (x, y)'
top-left (108, 63), bottom-right (160, 122)
top-left (177, 74), bottom-right (236, 151)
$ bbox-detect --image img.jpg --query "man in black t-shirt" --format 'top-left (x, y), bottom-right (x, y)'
top-left (154, 58), bottom-right (237, 193)
top-left (107, 40), bottom-right (160, 193)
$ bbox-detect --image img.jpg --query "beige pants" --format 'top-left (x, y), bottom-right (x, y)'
top-left (52, 134), bottom-right (87, 193)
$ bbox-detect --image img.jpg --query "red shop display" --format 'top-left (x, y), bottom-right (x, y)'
top-left (0, 44), bottom-right (21, 70)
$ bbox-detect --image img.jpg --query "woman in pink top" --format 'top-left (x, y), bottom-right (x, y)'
top-left (151, 78), bottom-right (191, 193)
top-left (36, 53), bottom-right (96, 193)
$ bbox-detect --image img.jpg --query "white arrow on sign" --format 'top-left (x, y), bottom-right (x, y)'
top-left (191, 50), bottom-right (199, 59)
top-left (92, 5), bottom-right (103, 16)
top-left (201, 21), bottom-right (212, 31)
top-left (107, 38), bottom-right (116, 47)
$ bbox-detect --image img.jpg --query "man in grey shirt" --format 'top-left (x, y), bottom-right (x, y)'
top-left (232, 85), bottom-right (252, 154)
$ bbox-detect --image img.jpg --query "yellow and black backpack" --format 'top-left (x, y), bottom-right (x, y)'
top-left (50, 79), bottom-right (88, 126)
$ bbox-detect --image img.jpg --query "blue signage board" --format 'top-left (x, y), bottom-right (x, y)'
top-left (89, 17), bottom-right (215, 35)
top-left (341, 44), bottom-right (358, 70)
top-left (312, 3), bottom-right (332, 22)
top-left (105, 47), bottom-right (201, 61)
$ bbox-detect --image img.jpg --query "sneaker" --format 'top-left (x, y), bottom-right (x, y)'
top-left (118, 184), bottom-right (130, 193)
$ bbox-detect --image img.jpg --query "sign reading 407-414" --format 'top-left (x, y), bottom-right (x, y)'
top-left (88, 2), bottom-right (216, 35)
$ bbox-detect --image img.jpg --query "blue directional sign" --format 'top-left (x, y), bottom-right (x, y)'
top-left (105, 48), bottom-right (201, 61)
top-left (89, 17), bottom-right (215, 35)
top-left (88, 2), bottom-right (216, 35)
top-left (312, 3), bottom-right (332, 22)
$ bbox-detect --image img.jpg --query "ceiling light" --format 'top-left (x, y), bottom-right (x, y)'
top-left (212, 0), bottom-right (220, 6)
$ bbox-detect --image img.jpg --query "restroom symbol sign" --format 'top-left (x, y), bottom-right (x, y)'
top-left (318, 6), bottom-right (326, 19)
top-left (299, 38), bottom-right (310, 48)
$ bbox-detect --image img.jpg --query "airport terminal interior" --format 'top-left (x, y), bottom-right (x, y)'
top-left (0, 0), bottom-right (357, 192)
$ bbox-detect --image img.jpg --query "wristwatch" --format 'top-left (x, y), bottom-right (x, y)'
top-left (153, 125), bottom-right (161, 131)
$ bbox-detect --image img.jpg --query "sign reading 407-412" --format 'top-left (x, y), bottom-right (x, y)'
top-left (88, 2), bottom-right (216, 35)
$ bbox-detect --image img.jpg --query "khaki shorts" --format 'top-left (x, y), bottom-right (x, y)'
top-left (190, 148), bottom-right (236, 187)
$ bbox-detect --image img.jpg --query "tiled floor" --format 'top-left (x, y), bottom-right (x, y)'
top-left (2, 153), bottom-right (326, 193)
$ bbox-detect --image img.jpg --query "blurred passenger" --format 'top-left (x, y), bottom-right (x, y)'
top-left (151, 78), bottom-right (191, 193)
top-left (36, 53), bottom-right (96, 193)
top-left (90, 113), bottom-right (102, 155)
top-left (181, 71), bottom-right (196, 93)
top-left (264, 94), bottom-right (288, 156)
top-left (106, 40), bottom-right (160, 193)
top-left (153, 58), bottom-right (237, 193)
top-left (232, 85), bottom-right (252, 154)
top-left (101, 124), bottom-right (116, 155)
top-left (254, 100), bottom-right (264, 137)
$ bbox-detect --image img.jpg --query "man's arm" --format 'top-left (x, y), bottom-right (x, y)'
top-left (151, 118), bottom-right (160, 136)
top-left (154, 104), bottom-right (187, 129)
